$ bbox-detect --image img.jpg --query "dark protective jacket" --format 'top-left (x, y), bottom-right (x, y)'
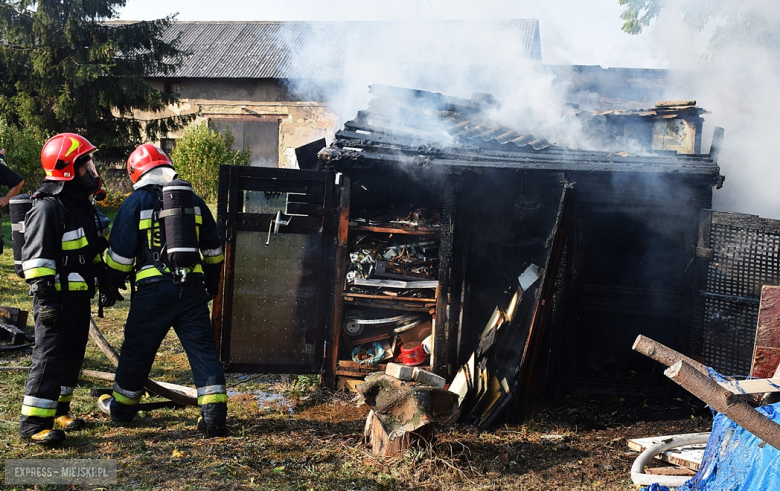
top-left (105, 184), bottom-right (224, 287)
top-left (0, 154), bottom-right (23, 252)
top-left (21, 188), bottom-right (104, 296)
top-left (0, 154), bottom-right (23, 188)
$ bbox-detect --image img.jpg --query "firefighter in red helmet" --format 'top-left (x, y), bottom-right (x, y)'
top-left (99, 143), bottom-right (228, 436)
top-left (19, 133), bottom-right (117, 444)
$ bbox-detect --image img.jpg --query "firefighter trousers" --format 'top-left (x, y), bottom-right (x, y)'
top-left (111, 278), bottom-right (227, 421)
top-left (19, 296), bottom-right (91, 438)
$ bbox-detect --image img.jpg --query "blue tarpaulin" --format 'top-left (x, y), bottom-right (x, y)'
top-left (642, 402), bottom-right (780, 491)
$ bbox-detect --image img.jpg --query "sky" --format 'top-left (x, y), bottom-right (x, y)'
top-left (117, 0), bottom-right (710, 69)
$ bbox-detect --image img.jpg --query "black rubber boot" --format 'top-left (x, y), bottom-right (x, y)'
top-left (197, 402), bottom-right (228, 437)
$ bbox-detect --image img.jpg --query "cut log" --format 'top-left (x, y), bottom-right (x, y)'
top-left (633, 335), bottom-right (707, 374)
top-left (665, 360), bottom-right (780, 451)
top-left (364, 410), bottom-right (434, 457)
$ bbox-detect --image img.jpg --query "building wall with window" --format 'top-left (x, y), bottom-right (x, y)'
top-left (141, 78), bottom-right (341, 168)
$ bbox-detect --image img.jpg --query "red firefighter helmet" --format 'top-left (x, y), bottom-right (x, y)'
top-left (127, 144), bottom-right (173, 183)
top-left (40, 133), bottom-right (98, 181)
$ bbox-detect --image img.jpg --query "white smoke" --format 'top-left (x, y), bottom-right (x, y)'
top-left (279, 20), bottom-right (605, 152)
top-left (642, 0), bottom-right (780, 218)
top-left (275, 2), bottom-right (780, 218)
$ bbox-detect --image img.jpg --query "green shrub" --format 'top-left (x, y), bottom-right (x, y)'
top-left (0, 120), bottom-right (48, 193)
top-left (170, 122), bottom-right (250, 203)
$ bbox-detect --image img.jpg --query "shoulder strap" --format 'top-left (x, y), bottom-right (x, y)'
top-left (139, 185), bottom-right (170, 276)
top-left (34, 195), bottom-right (68, 231)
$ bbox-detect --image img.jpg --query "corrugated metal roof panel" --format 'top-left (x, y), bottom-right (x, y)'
top-left (156, 20), bottom-right (541, 79)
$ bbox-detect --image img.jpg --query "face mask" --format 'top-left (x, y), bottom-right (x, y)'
top-left (76, 160), bottom-right (101, 196)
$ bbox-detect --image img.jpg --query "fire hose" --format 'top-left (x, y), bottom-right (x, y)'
top-left (630, 432), bottom-right (710, 487)
top-left (88, 316), bottom-right (198, 406)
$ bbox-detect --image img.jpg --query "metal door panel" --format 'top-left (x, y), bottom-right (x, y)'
top-left (215, 166), bottom-right (335, 373)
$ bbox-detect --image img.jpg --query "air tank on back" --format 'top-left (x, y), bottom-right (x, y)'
top-left (160, 179), bottom-right (200, 279)
top-left (9, 194), bottom-right (33, 278)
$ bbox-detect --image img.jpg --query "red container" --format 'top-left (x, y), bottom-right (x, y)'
top-left (400, 341), bottom-right (428, 366)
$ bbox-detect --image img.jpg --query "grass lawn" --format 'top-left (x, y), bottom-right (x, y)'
top-left (0, 210), bottom-right (712, 490)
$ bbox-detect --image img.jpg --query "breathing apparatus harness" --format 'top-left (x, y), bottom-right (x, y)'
top-left (140, 179), bottom-right (200, 286)
top-left (11, 191), bottom-right (113, 316)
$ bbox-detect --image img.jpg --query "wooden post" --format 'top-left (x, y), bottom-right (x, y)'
top-left (665, 360), bottom-right (780, 451)
top-left (364, 410), bottom-right (434, 457)
top-left (633, 335), bottom-right (708, 374)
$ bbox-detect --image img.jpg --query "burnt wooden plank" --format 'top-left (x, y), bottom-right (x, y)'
top-left (510, 184), bottom-right (574, 417)
top-left (0, 321), bottom-right (27, 345)
top-left (295, 138), bottom-right (326, 170)
top-left (751, 286), bottom-right (780, 379)
top-left (0, 306), bottom-right (28, 329)
top-left (324, 175), bottom-right (352, 389)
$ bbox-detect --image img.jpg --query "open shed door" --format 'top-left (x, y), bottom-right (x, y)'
top-left (213, 166), bottom-right (336, 373)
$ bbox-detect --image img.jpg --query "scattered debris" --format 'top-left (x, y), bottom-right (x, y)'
top-left (357, 372), bottom-right (459, 457)
top-left (627, 433), bottom-right (709, 471)
top-left (632, 333), bottom-right (780, 489)
top-left (0, 307), bottom-right (31, 352)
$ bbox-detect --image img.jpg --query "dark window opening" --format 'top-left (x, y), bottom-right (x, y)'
top-left (160, 138), bottom-right (176, 155)
top-left (164, 81), bottom-right (181, 97)
top-left (212, 119), bottom-right (279, 167)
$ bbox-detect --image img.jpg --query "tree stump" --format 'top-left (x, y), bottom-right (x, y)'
top-left (364, 410), bottom-right (434, 457)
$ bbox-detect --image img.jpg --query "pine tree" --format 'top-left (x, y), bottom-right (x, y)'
top-left (0, 0), bottom-right (190, 156)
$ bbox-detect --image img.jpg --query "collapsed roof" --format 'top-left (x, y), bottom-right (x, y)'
top-left (319, 84), bottom-right (723, 184)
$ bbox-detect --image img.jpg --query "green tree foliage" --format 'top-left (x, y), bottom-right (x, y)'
top-left (0, 119), bottom-right (47, 192)
top-left (619, 1), bottom-right (780, 58)
top-left (619, 0), bottom-right (663, 35)
top-left (170, 123), bottom-right (250, 203)
top-left (0, 0), bottom-right (192, 157)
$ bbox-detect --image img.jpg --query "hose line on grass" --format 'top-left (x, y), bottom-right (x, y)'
top-left (630, 432), bottom-right (711, 487)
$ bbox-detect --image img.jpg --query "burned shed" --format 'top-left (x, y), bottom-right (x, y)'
top-left (213, 85), bottom-right (723, 423)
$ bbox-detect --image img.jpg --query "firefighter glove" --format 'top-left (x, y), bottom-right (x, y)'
top-left (100, 286), bottom-right (124, 308)
top-left (31, 279), bottom-right (60, 327)
top-left (204, 266), bottom-right (221, 300)
top-left (206, 282), bottom-right (219, 300)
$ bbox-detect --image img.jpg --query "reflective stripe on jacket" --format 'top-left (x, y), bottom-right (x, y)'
top-left (105, 185), bottom-right (223, 286)
top-left (21, 192), bottom-right (103, 296)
